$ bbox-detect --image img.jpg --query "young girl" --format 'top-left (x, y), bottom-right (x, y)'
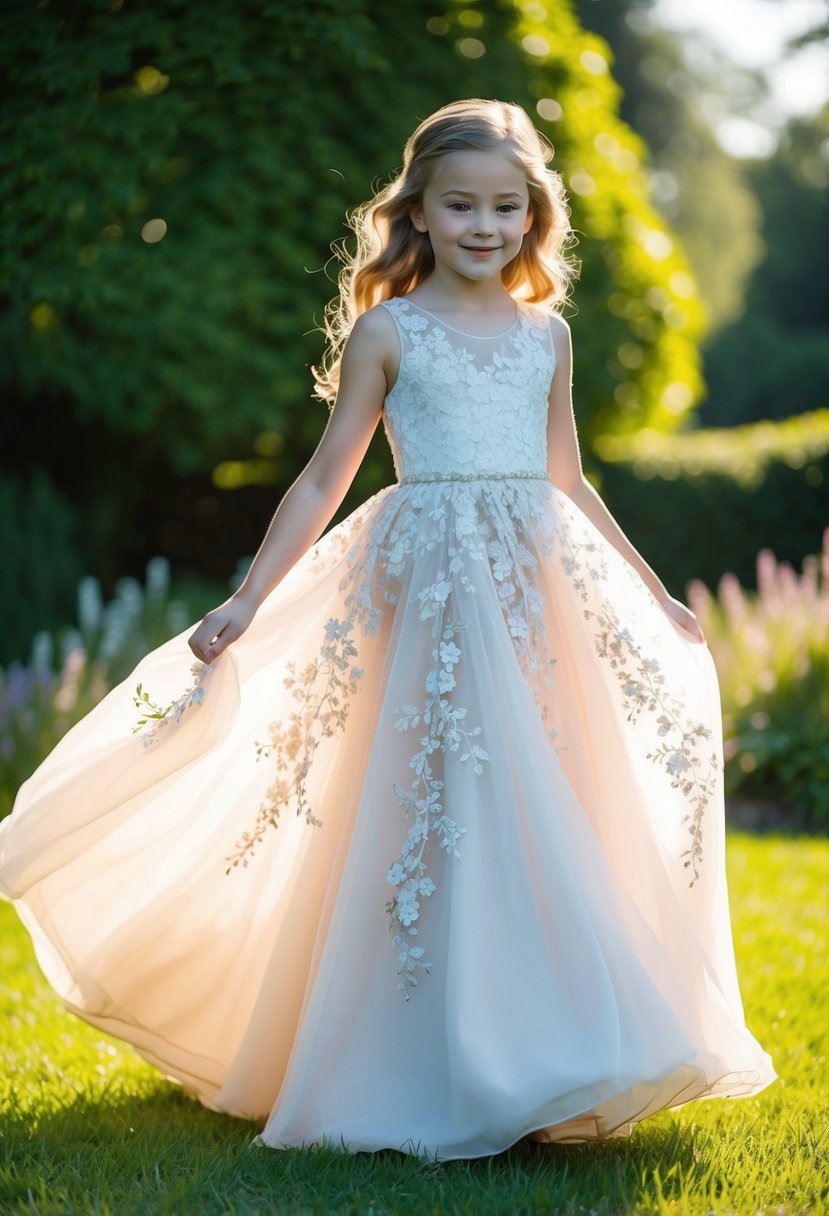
top-left (0, 99), bottom-right (776, 1159)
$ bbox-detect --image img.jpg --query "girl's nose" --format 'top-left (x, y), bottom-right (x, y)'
top-left (471, 213), bottom-right (495, 235)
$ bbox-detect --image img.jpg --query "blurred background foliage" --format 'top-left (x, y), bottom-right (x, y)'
top-left (595, 410), bottom-right (829, 591)
top-left (575, 0), bottom-right (829, 424)
top-left (1, 0), bottom-right (827, 828)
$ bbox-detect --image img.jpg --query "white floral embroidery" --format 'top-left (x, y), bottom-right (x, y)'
top-left (225, 616), bottom-right (365, 872)
top-left (548, 496), bottom-right (720, 885)
top-left (380, 297), bottom-right (556, 483)
top-left (132, 662), bottom-right (212, 746)
top-left (365, 470), bottom-right (571, 998)
top-left (485, 524), bottom-right (559, 740)
top-left (386, 584), bottom-right (489, 1000)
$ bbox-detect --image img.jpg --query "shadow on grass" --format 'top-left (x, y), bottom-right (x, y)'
top-left (2, 1079), bottom-right (722, 1214)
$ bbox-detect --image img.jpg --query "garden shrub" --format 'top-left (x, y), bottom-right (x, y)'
top-left (0, 470), bottom-right (86, 666)
top-left (689, 532), bottom-right (829, 832)
top-left (593, 410), bottom-right (829, 593)
top-left (0, 557), bottom-right (192, 819)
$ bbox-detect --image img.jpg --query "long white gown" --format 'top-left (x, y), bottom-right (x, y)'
top-left (0, 296), bottom-right (777, 1159)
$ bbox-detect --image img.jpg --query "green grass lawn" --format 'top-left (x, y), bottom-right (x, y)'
top-left (1, 830), bottom-right (826, 1216)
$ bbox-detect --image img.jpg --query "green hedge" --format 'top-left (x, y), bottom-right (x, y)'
top-left (593, 410), bottom-right (829, 594)
top-left (0, 471), bottom-right (87, 664)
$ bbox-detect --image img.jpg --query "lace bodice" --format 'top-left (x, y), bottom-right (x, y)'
top-left (379, 297), bottom-right (556, 481)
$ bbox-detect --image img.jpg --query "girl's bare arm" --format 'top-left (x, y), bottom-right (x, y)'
top-left (188, 307), bottom-right (397, 663)
top-left (545, 315), bottom-right (704, 641)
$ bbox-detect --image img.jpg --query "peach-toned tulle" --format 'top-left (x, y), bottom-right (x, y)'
top-left (0, 301), bottom-right (777, 1159)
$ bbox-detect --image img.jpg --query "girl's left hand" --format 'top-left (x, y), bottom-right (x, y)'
top-left (188, 591), bottom-right (258, 664)
top-left (660, 595), bottom-right (705, 644)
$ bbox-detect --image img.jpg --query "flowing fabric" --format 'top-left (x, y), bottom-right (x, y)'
top-left (0, 297), bottom-right (777, 1159)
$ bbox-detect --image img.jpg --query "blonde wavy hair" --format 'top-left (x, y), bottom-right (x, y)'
top-left (313, 98), bottom-right (579, 403)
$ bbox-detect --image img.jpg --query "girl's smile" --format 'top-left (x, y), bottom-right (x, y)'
top-left (409, 149), bottom-right (533, 289)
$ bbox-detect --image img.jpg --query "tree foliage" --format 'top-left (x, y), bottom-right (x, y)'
top-left (574, 0), bottom-right (828, 429)
top-left (700, 107), bottom-right (829, 427)
top-left (573, 0), bottom-right (765, 332)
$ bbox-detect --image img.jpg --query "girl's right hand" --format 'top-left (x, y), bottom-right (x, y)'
top-left (188, 591), bottom-right (258, 664)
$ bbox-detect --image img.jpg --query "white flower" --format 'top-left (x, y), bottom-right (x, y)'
top-left (527, 588), bottom-right (544, 616)
top-left (455, 507), bottom-right (479, 537)
top-left (417, 577), bottom-right (452, 620)
top-left (397, 884), bottom-right (421, 926)
top-left (667, 750), bottom-right (689, 776)
top-left (425, 668), bottom-right (456, 694)
top-left (438, 641), bottom-right (461, 668)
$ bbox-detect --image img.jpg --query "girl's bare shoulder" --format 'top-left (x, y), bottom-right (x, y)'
top-left (520, 302), bottom-right (571, 358)
top-left (349, 301), bottom-right (399, 346)
top-left (340, 304), bottom-right (401, 391)
top-left (520, 300), bottom-right (570, 333)
top-left (543, 310), bottom-right (572, 359)
top-left (546, 310), bottom-right (570, 337)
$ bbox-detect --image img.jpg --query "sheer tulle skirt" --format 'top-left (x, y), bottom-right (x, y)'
top-left (0, 479), bottom-right (777, 1159)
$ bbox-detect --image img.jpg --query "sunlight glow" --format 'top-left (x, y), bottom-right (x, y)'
top-left (536, 98), bottom-right (562, 122)
top-left (521, 34), bottom-right (550, 58)
top-left (134, 65), bottom-right (169, 95)
top-left (141, 219), bottom-right (167, 244)
top-left (457, 37), bottom-right (485, 59)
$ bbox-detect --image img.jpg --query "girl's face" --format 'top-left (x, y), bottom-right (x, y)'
top-left (409, 148), bottom-right (533, 285)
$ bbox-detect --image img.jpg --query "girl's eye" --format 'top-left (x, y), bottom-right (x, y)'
top-left (446, 202), bottom-right (520, 214)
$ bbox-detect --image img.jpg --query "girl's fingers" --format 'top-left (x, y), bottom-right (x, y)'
top-left (188, 615), bottom-right (224, 662)
top-left (187, 601), bottom-right (251, 663)
top-left (203, 634), bottom-right (228, 663)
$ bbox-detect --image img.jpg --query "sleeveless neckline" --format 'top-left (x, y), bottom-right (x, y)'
top-left (379, 292), bottom-right (555, 482)
top-left (396, 296), bottom-right (522, 339)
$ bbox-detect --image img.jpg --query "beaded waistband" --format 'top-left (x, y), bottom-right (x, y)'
top-left (399, 470), bottom-right (551, 485)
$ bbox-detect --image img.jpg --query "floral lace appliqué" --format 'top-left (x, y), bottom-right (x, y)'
top-left (376, 480), bottom-right (564, 998)
top-left (133, 662), bottom-right (212, 745)
top-left (225, 617), bottom-right (364, 872)
top-left (551, 500), bottom-right (720, 885)
top-left (380, 297), bottom-right (556, 483)
top-left (226, 511), bottom-right (394, 872)
top-left (386, 585), bottom-right (489, 1000)
top-left (593, 607), bottom-right (717, 885)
